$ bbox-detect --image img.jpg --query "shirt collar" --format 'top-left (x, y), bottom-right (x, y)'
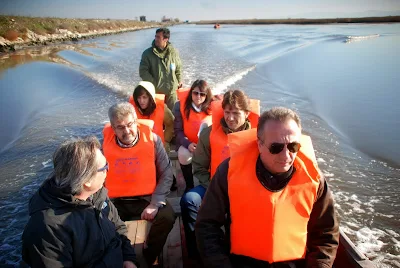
top-left (192, 102), bottom-right (202, 112)
top-left (116, 132), bottom-right (140, 148)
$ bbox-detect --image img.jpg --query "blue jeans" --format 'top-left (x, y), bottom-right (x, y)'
top-left (180, 185), bottom-right (206, 259)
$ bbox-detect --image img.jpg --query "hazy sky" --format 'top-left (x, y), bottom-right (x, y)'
top-left (1, 0), bottom-right (399, 21)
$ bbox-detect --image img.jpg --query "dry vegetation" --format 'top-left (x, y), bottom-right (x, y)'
top-left (0, 15), bottom-right (164, 41)
top-left (196, 16), bottom-right (400, 25)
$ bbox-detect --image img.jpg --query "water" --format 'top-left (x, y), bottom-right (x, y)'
top-left (0, 23), bottom-right (399, 267)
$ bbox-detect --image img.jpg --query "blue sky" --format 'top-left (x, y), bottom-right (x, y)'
top-left (1, 0), bottom-right (399, 21)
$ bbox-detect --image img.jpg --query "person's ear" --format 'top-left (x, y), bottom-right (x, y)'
top-left (83, 180), bottom-right (92, 189)
top-left (257, 139), bottom-right (263, 151)
top-left (110, 122), bottom-right (116, 131)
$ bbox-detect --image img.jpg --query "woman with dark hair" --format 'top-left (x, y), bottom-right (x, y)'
top-left (129, 81), bottom-right (174, 151)
top-left (173, 80), bottom-right (213, 191)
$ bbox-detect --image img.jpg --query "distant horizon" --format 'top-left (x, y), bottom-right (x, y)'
top-left (1, 14), bottom-right (400, 23)
top-left (1, 0), bottom-right (400, 22)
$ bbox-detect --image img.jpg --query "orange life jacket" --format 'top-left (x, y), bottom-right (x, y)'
top-left (102, 123), bottom-right (156, 198)
top-left (228, 129), bottom-right (320, 263)
top-left (129, 94), bottom-right (165, 142)
top-left (177, 88), bottom-right (212, 144)
top-left (208, 100), bottom-right (260, 178)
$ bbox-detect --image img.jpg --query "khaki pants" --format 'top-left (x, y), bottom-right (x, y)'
top-left (165, 92), bottom-right (177, 111)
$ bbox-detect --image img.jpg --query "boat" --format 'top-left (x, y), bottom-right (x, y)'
top-left (214, 23), bottom-right (221, 29)
top-left (335, 229), bottom-right (375, 268)
top-left (124, 150), bottom-right (376, 268)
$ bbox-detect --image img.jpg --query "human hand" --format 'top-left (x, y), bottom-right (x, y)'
top-left (188, 143), bottom-right (197, 153)
top-left (123, 261), bottom-right (137, 268)
top-left (178, 82), bottom-right (183, 89)
top-left (141, 204), bottom-right (159, 221)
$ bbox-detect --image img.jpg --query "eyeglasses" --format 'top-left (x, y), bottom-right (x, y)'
top-left (268, 142), bottom-right (301, 155)
top-left (97, 162), bottom-right (109, 172)
top-left (192, 90), bottom-right (207, 97)
top-left (115, 120), bottom-right (137, 131)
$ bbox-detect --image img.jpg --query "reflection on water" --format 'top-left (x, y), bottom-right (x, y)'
top-left (0, 41), bottom-right (122, 74)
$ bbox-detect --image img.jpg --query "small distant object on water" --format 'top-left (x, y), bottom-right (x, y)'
top-left (214, 23), bottom-right (221, 29)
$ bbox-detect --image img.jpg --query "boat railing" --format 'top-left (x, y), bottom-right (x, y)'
top-left (335, 228), bottom-right (376, 268)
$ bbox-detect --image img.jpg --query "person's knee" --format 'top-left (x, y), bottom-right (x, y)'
top-left (180, 190), bottom-right (203, 209)
top-left (157, 205), bottom-right (176, 227)
top-left (178, 146), bottom-right (192, 165)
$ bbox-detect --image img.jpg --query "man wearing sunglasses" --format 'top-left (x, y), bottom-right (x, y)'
top-left (179, 89), bottom-right (260, 261)
top-left (102, 102), bottom-right (176, 267)
top-left (196, 107), bottom-right (339, 268)
top-left (22, 137), bottom-right (138, 268)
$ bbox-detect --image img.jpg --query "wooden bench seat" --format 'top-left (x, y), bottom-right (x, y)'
top-left (124, 153), bottom-right (194, 267)
top-left (125, 216), bottom-right (184, 268)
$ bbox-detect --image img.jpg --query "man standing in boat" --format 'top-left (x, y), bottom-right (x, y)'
top-left (102, 102), bottom-right (176, 267)
top-left (139, 27), bottom-right (183, 111)
top-left (22, 136), bottom-right (138, 268)
top-left (180, 89), bottom-right (260, 261)
top-left (196, 107), bottom-right (339, 268)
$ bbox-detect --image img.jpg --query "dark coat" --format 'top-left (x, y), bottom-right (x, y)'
top-left (22, 177), bottom-right (137, 267)
top-left (195, 157), bottom-right (339, 268)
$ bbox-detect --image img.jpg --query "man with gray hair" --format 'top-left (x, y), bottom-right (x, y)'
top-left (22, 136), bottom-right (138, 268)
top-left (102, 102), bottom-right (175, 266)
top-left (196, 107), bottom-right (339, 268)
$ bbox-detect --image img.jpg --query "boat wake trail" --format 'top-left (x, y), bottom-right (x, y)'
top-left (213, 65), bottom-right (256, 94)
top-left (344, 34), bottom-right (380, 43)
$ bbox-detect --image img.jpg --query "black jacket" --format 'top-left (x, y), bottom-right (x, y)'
top-left (22, 177), bottom-right (137, 267)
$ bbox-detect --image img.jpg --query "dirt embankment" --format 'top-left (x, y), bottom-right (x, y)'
top-left (0, 16), bottom-right (177, 53)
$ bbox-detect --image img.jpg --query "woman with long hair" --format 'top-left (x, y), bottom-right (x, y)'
top-left (173, 79), bottom-right (213, 191)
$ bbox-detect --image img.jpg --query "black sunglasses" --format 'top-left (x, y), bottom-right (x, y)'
top-left (97, 162), bottom-right (109, 172)
top-left (269, 142), bottom-right (301, 155)
top-left (192, 90), bottom-right (207, 97)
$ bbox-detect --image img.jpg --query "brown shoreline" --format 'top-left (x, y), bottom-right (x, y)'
top-left (0, 26), bottom-right (157, 53)
top-left (0, 16), bottom-right (179, 53)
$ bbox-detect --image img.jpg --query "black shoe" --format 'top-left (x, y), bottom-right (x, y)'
top-left (170, 175), bottom-right (178, 191)
top-left (184, 186), bottom-right (194, 193)
top-left (180, 163), bottom-right (194, 190)
top-left (143, 247), bottom-right (158, 267)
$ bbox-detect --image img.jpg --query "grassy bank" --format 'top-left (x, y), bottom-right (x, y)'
top-left (195, 16), bottom-right (400, 25)
top-left (0, 16), bottom-right (176, 52)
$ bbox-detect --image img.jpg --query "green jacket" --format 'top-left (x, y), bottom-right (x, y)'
top-left (139, 41), bottom-right (182, 97)
top-left (192, 119), bottom-right (251, 189)
top-left (163, 104), bottom-right (175, 144)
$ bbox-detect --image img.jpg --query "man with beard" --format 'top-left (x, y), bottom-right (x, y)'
top-left (102, 102), bottom-right (176, 267)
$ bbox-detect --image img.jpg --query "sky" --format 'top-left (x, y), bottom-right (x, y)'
top-left (1, 0), bottom-right (400, 21)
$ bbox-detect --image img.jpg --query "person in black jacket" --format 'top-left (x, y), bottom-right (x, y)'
top-left (21, 136), bottom-right (138, 268)
top-left (196, 107), bottom-right (339, 268)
